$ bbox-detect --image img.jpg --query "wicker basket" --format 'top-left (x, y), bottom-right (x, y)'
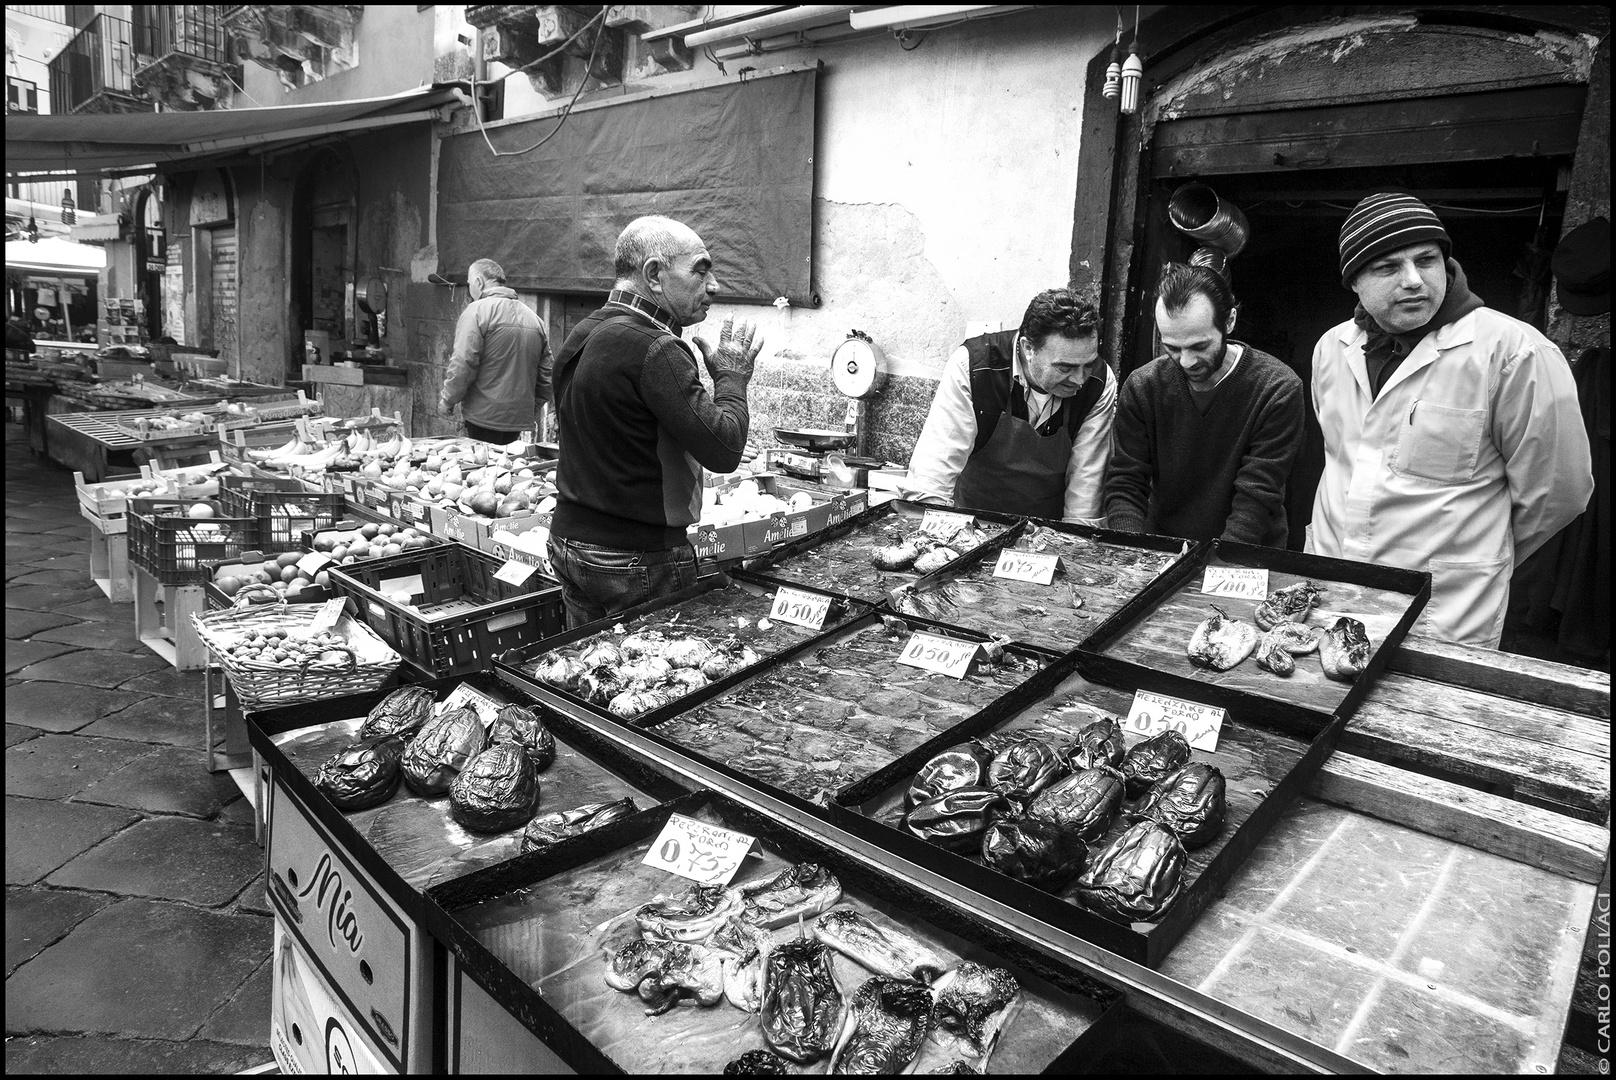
top-left (190, 602), bottom-right (401, 710)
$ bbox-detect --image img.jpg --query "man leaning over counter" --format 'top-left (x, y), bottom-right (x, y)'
top-left (901, 288), bottom-right (1116, 524)
top-left (1308, 192), bottom-right (1592, 648)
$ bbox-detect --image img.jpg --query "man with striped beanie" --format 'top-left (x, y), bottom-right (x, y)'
top-left (1305, 192), bottom-right (1592, 647)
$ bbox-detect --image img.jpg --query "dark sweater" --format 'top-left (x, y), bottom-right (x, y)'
top-left (551, 306), bottom-right (749, 550)
top-left (1104, 343), bottom-right (1304, 547)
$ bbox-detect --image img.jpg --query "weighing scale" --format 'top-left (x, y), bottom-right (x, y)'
top-left (766, 330), bottom-right (891, 486)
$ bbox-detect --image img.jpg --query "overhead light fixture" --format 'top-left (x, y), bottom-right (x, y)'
top-left (1119, 40), bottom-right (1143, 114)
top-left (61, 188), bottom-right (76, 225)
top-left (1102, 10), bottom-right (1122, 99)
top-left (848, 5), bottom-right (1035, 33)
top-left (26, 216), bottom-right (40, 243)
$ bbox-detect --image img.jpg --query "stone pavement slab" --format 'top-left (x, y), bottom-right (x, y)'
top-left (46, 817), bottom-right (262, 906)
top-left (78, 695), bottom-right (205, 748)
top-left (6, 734), bottom-right (152, 800)
top-left (228, 872), bottom-right (274, 917)
top-left (114, 667), bottom-right (207, 700)
top-left (52, 596), bottom-right (124, 622)
top-left (31, 619), bottom-right (147, 653)
top-left (3, 682), bottom-right (148, 733)
top-left (4, 503), bottom-right (84, 524)
top-left (7, 886), bottom-right (112, 975)
top-left (13, 649), bottom-right (169, 689)
top-left (197, 957), bottom-right (272, 1047)
top-left (74, 744), bottom-right (239, 819)
top-left (20, 554), bottom-right (95, 575)
top-left (4, 640), bottom-right (80, 674)
top-left (10, 569), bottom-right (94, 588)
top-left (5, 797), bottom-right (139, 885)
top-left (6, 583), bottom-right (107, 612)
top-left (6, 724), bottom-right (42, 748)
top-left (4, 898), bottom-right (272, 1041)
top-left (5, 609), bottom-right (79, 638)
top-left (4, 1034), bottom-right (272, 1074)
top-left (4, 517), bottom-right (79, 534)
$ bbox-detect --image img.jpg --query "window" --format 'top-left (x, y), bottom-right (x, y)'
top-left (7, 78), bottom-right (39, 114)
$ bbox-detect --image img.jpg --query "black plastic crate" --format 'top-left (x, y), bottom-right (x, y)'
top-left (324, 541), bottom-right (565, 678)
top-left (127, 496), bottom-right (258, 586)
top-left (218, 474), bottom-right (344, 548)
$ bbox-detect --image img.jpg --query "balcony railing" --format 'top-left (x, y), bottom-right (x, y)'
top-left (47, 13), bottom-right (146, 114)
top-left (133, 5), bottom-right (233, 67)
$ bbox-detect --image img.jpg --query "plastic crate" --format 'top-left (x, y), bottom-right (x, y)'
top-left (217, 474), bottom-right (345, 548)
top-left (324, 541), bottom-right (564, 678)
top-left (127, 496), bottom-right (259, 586)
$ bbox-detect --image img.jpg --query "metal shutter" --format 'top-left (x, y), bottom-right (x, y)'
top-left (210, 226), bottom-right (237, 367)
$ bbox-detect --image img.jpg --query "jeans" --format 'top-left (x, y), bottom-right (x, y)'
top-left (547, 536), bottom-right (699, 629)
top-left (464, 420), bottom-right (519, 445)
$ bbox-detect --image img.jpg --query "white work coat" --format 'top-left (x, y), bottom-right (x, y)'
top-left (1306, 307), bottom-right (1592, 647)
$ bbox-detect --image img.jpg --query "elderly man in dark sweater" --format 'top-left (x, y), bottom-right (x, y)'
top-left (1104, 263), bottom-right (1304, 546)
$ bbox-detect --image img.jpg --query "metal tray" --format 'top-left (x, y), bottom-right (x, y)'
top-left (529, 609), bottom-right (1068, 822)
top-left (743, 498), bottom-right (1021, 604)
top-left (244, 672), bottom-right (693, 910)
top-left (494, 573), bottom-right (874, 730)
top-left (890, 519), bottom-right (1205, 655)
top-left (422, 790), bottom-right (1125, 1074)
top-left (1079, 539), bottom-right (1431, 727)
top-left (832, 655), bottom-right (1349, 968)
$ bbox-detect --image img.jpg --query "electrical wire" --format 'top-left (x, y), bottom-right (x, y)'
top-left (470, 7), bottom-right (610, 158)
top-left (895, 16), bottom-right (972, 51)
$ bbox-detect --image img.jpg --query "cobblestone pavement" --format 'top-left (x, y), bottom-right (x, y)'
top-left (5, 422), bottom-right (272, 1073)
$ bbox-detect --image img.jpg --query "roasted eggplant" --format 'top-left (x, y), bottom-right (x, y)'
top-left (907, 743), bottom-right (995, 809)
top-left (357, 685), bottom-right (436, 742)
top-left (1027, 767), bottom-right (1125, 844)
top-left (986, 737), bottom-right (1065, 804)
top-left (488, 703), bottom-right (556, 772)
top-left (1254, 580), bottom-right (1323, 632)
top-left (815, 908), bottom-right (946, 983)
top-left (979, 816), bottom-right (1086, 889)
top-left (1187, 605), bottom-right (1260, 670)
top-left (520, 798), bottom-right (638, 851)
top-left (1119, 730), bottom-right (1192, 799)
top-left (723, 1050), bottom-right (790, 1075)
top-left (1319, 617), bottom-right (1371, 681)
top-left (1064, 715), bottom-right (1126, 772)
top-left (828, 978), bottom-right (935, 1075)
top-left (905, 787), bottom-right (1007, 853)
top-left (733, 862), bottom-right (842, 929)
top-left (1130, 761), bottom-right (1226, 849)
top-left (315, 737), bottom-right (404, 811)
top-left (933, 962), bottom-right (1021, 1059)
top-left (761, 934), bottom-right (843, 1063)
top-left (1070, 820), bottom-right (1187, 922)
top-left (447, 742), bottom-right (541, 833)
top-left (401, 705), bottom-right (488, 796)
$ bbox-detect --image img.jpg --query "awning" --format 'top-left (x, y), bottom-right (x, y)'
top-left (6, 236), bottom-right (108, 276)
top-left (5, 86), bottom-right (466, 177)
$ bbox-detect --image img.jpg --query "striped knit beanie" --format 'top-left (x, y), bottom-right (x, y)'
top-left (1339, 193), bottom-right (1451, 286)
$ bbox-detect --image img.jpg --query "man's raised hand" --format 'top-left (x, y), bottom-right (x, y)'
top-left (695, 314), bottom-right (763, 382)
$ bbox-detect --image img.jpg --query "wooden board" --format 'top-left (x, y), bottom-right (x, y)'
top-left (1308, 751), bottom-right (1609, 884)
top-left (1390, 632), bottom-right (1610, 719)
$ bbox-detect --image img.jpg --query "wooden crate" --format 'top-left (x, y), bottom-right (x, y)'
top-left (86, 519), bottom-right (135, 603)
top-left (132, 565), bottom-right (210, 670)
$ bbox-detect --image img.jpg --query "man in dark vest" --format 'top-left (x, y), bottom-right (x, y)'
top-left (901, 287), bottom-right (1115, 523)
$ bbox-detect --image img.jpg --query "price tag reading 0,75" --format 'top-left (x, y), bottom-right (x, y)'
top-left (993, 548), bottom-right (1059, 585)
top-left (1124, 689), bottom-right (1225, 752)
top-left (895, 632), bottom-right (979, 679)
top-left (918, 509), bottom-right (974, 540)
top-left (769, 587), bottom-right (832, 631)
top-left (642, 814), bottom-right (756, 886)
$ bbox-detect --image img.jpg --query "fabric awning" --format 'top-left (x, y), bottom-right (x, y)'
top-left (6, 236), bottom-right (108, 276)
top-left (5, 86), bottom-right (465, 177)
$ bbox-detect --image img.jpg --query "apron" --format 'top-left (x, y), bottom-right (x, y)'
top-left (953, 402), bottom-right (1072, 519)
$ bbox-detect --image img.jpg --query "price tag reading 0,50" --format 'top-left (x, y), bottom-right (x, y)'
top-left (993, 548), bottom-right (1060, 585)
top-left (1200, 565), bottom-right (1270, 600)
top-left (918, 510), bottom-right (974, 541)
top-left (895, 632), bottom-right (980, 679)
top-left (642, 813), bottom-right (756, 886)
top-left (769, 587), bottom-right (832, 631)
top-left (1124, 689), bottom-right (1225, 752)
top-left (308, 597), bottom-right (348, 633)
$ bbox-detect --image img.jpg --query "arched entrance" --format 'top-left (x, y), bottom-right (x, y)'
top-left (289, 146), bottom-right (358, 379)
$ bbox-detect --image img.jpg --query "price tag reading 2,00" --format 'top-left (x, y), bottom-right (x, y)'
top-left (642, 814), bottom-right (756, 886)
top-left (769, 587), bottom-right (832, 631)
top-left (896, 632), bottom-right (979, 679)
top-left (1124, 689), bottom-right (1225, 752)
top-left (1200, 565), bottom-right (1270, 600)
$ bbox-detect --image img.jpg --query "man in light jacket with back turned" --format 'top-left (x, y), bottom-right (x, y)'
top-left (440, 258), bottom-right (551, 445)
top-left (1308, 192), bottom-right (1592, 647)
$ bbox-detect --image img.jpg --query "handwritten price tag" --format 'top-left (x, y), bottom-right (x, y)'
top-left (309, 597), bottom-right (348, 633)
top-left (918, 509), bottom-right (974, 540)
top-left (896, 632), bottom-right (979, 679)
top-left (1124, 689), bottom-right (1225, 752)
top-left (296, 551), bottom-right (332, 577)
top-left (769, 587), bottom-right (832, 631)
top-left (493, 559), bottom-right (538, 587)
top-left (994, 548), bottom-right (1060, 585)
top-left (642, 813), bottom-right (756, 886)
top-left (438, 682), bottom-right (506, 726)
top-left (1201, 566), bottom-right (1270, 600)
